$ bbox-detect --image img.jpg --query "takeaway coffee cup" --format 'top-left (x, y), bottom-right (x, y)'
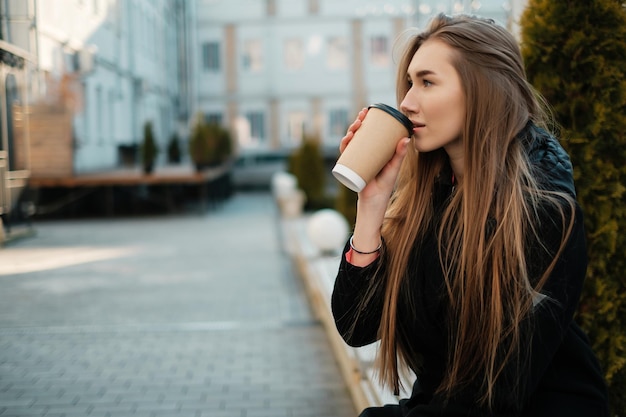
top-left (332, 103), bottom-right (413, 192)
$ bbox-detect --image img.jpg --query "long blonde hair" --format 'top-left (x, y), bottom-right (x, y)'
top-left (374, 14), bottom-right (575, 407)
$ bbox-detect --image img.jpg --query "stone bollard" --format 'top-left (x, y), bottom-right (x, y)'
top-left (272, 171), bottom-right (306, 218)
top-left (306, 209), bottom-right (349, 256)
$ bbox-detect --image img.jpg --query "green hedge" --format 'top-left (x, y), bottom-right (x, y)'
top-left (520, 1), bottom-right (626, 414)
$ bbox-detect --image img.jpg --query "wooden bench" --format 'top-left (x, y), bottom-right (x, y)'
top-left (28, 164), bottom-right (233, 216)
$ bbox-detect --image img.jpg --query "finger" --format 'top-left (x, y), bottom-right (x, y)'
top-left (348, 118), bottom-right (362, 133)
top-left (391, 138), bottom-right (411, 170)
top-left (396, 137), bottom-right (410, 156)
top-left (339, 131), bottom-right (354, 153)
top-left (380, 138), bottom-right (410, 177)
top-left (350, 108), bottom-right (367, 129)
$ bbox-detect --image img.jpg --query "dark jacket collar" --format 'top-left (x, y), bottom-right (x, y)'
top-left (519, 121), bottom-right (577, 197)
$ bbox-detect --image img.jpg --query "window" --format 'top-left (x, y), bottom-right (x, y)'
top-left (202, 42), bottom-right (220, 71)
top-left (109, 89), bottom-right (116, 143)
top-left (82, 81), bottom-right (89, 143)
top-left (242, 39), bottom-right (263, 72)
top-left (370, 36), bottom-right (389, 67)
top-left (308, 0), bottom-right (319, 14)
top-left (96, 86), bottom-right (103, 143)
top-left (4, 74), bottom-right (18, 169)
top-left (329, 109), bottom-right (348, 138)
top-left (284, 39), bottom-right (304, 70)
top-left (205, 113), bottom-right (223, 125)
top-left (287, 111), bottom-right (306, 145)
top-left (327, 37), bottom-right (347, 69)
top-left (266, 0), bottom-right (276, 16)
top-left (160, 106), bottom-right (169, 142)
top-left (107, 0), bottom-right (118, 24)
top-left (246, 111), bottom-right (265, 142)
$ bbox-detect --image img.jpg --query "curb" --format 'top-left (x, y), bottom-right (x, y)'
top-left (280, 213), bottom-right (412, 411)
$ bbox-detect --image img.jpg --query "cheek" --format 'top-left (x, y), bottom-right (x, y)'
top-left (451, 107), bottom-right (465, 134)
top-left (445, 95), bottom-right (465, 135)
top-left (431, 94), bottom-right (463, 125)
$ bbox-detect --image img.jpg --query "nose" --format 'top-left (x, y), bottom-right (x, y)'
top-left (400, 88), bottom-right (418, 116)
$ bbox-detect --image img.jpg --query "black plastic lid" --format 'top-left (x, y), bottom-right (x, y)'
top-left (368, 103), bottom-right (413, 135)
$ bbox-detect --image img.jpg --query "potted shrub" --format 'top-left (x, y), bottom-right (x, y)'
top-left (167, 133), bottom-right (182, 164)
top-left (189, 114), bottom-right (212, 171)
top-left (189, 114), bottom-right (234, 171)
top-left (141, 121), bottom-right (159, 174)
top-left (213, 124), bottom-right (234, 165)
top-left (288, 133), bottom-right (327, 210)
top-left (335, 183), bottom-right (358, 229)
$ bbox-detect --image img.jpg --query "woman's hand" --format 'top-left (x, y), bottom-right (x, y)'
top-left (339, 108), bottom-right (411, 203)
top-left (339, 108), bottom-right (411, 266)
top-left (339, 107), bottom-right (368, 154)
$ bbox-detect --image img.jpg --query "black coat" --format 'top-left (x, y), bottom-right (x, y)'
top-left (331, 124), bottom-right (610, 417)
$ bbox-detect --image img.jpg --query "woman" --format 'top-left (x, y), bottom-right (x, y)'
top-left (331, 13), bottom-right (609, 417)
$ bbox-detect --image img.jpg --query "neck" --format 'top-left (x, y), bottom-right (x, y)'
top-left (445, 140), bottom-right (464, 181)
top-left (449, 157), bottom-right (463, 182)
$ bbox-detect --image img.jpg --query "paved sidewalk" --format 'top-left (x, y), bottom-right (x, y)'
top-left (0, 192), bottom-right (355, 417)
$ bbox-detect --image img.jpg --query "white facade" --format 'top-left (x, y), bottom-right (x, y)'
top-left (35, 0), bottom-right (187, 173)
top-left (196, 0), bottom-right (528, 153)
top-left (23, 0), bottom-right (528, 173)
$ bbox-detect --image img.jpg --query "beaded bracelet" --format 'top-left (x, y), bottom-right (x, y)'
top-left (349, 235), bottom-right (382, 255)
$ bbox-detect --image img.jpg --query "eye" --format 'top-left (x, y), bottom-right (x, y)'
top-left (423, 79), bottom-right (433, 87)
top-left (406, 78), bottom-right (413, 87)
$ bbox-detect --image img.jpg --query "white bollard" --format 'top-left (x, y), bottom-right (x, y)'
top-left (306, 209), bottom-right (349, 256)
top-left (271, 171), bottom-right (297, 198)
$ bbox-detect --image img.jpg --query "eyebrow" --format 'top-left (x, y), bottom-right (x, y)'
top-left (408, 69), bottom-right (436, 78)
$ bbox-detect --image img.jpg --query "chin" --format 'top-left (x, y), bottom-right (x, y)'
top-left (412, 140), bottom-right (440, 154)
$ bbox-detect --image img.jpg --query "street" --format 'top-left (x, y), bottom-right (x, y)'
top-left (0, 192), bottom-right (355, 417)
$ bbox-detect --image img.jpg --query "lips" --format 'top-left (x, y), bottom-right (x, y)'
top-left (412, 122), bottom-right (425, 133)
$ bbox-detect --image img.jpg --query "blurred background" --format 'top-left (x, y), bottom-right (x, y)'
top-left (0, 0), bottom-right (525, 223)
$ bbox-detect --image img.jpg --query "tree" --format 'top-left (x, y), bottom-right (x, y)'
top-left (520, 1), bottom-right (626, 413)
top-left (141, 121), bottom-right (159, 174)
top-left (167, 133), bottom-right (182, 164)
top-left (189, 113), bottom-right (234, 171)
top-left (288, 133), bottom-right (327, 210)
top-left (335, 183), bottom-right (357, 229)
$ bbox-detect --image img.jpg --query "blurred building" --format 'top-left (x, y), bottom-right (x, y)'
top-left (34, 0), bottom-right (188, 175)
top-left (1, 0), bottom-right (528, 182)
top-left (196, 0), bottom-right (527, 152)
top-left (0, 0), bottom-right (38, 222)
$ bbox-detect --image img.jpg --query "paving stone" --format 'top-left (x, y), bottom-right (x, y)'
top-left (0, 193), bottom-right (355, 417)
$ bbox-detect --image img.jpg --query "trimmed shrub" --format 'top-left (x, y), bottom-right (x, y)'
top-left (213, 124), bottom-right (234, 165)
top-left (335, 183), bottom-right (357, 229)
top-left (167, 133), bottom-right (182, 164)
top-left (288, 134), bottom-right (327, 210)
top-left (189, 114), bottom-right (234, 170)
top-left (141, 121), bottom-right (158, 174)
top-left (520, 0), bottom-right (626, 413)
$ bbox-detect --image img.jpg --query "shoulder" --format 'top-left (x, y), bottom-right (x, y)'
top-left (520, 122), bottom-right (577, 197)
